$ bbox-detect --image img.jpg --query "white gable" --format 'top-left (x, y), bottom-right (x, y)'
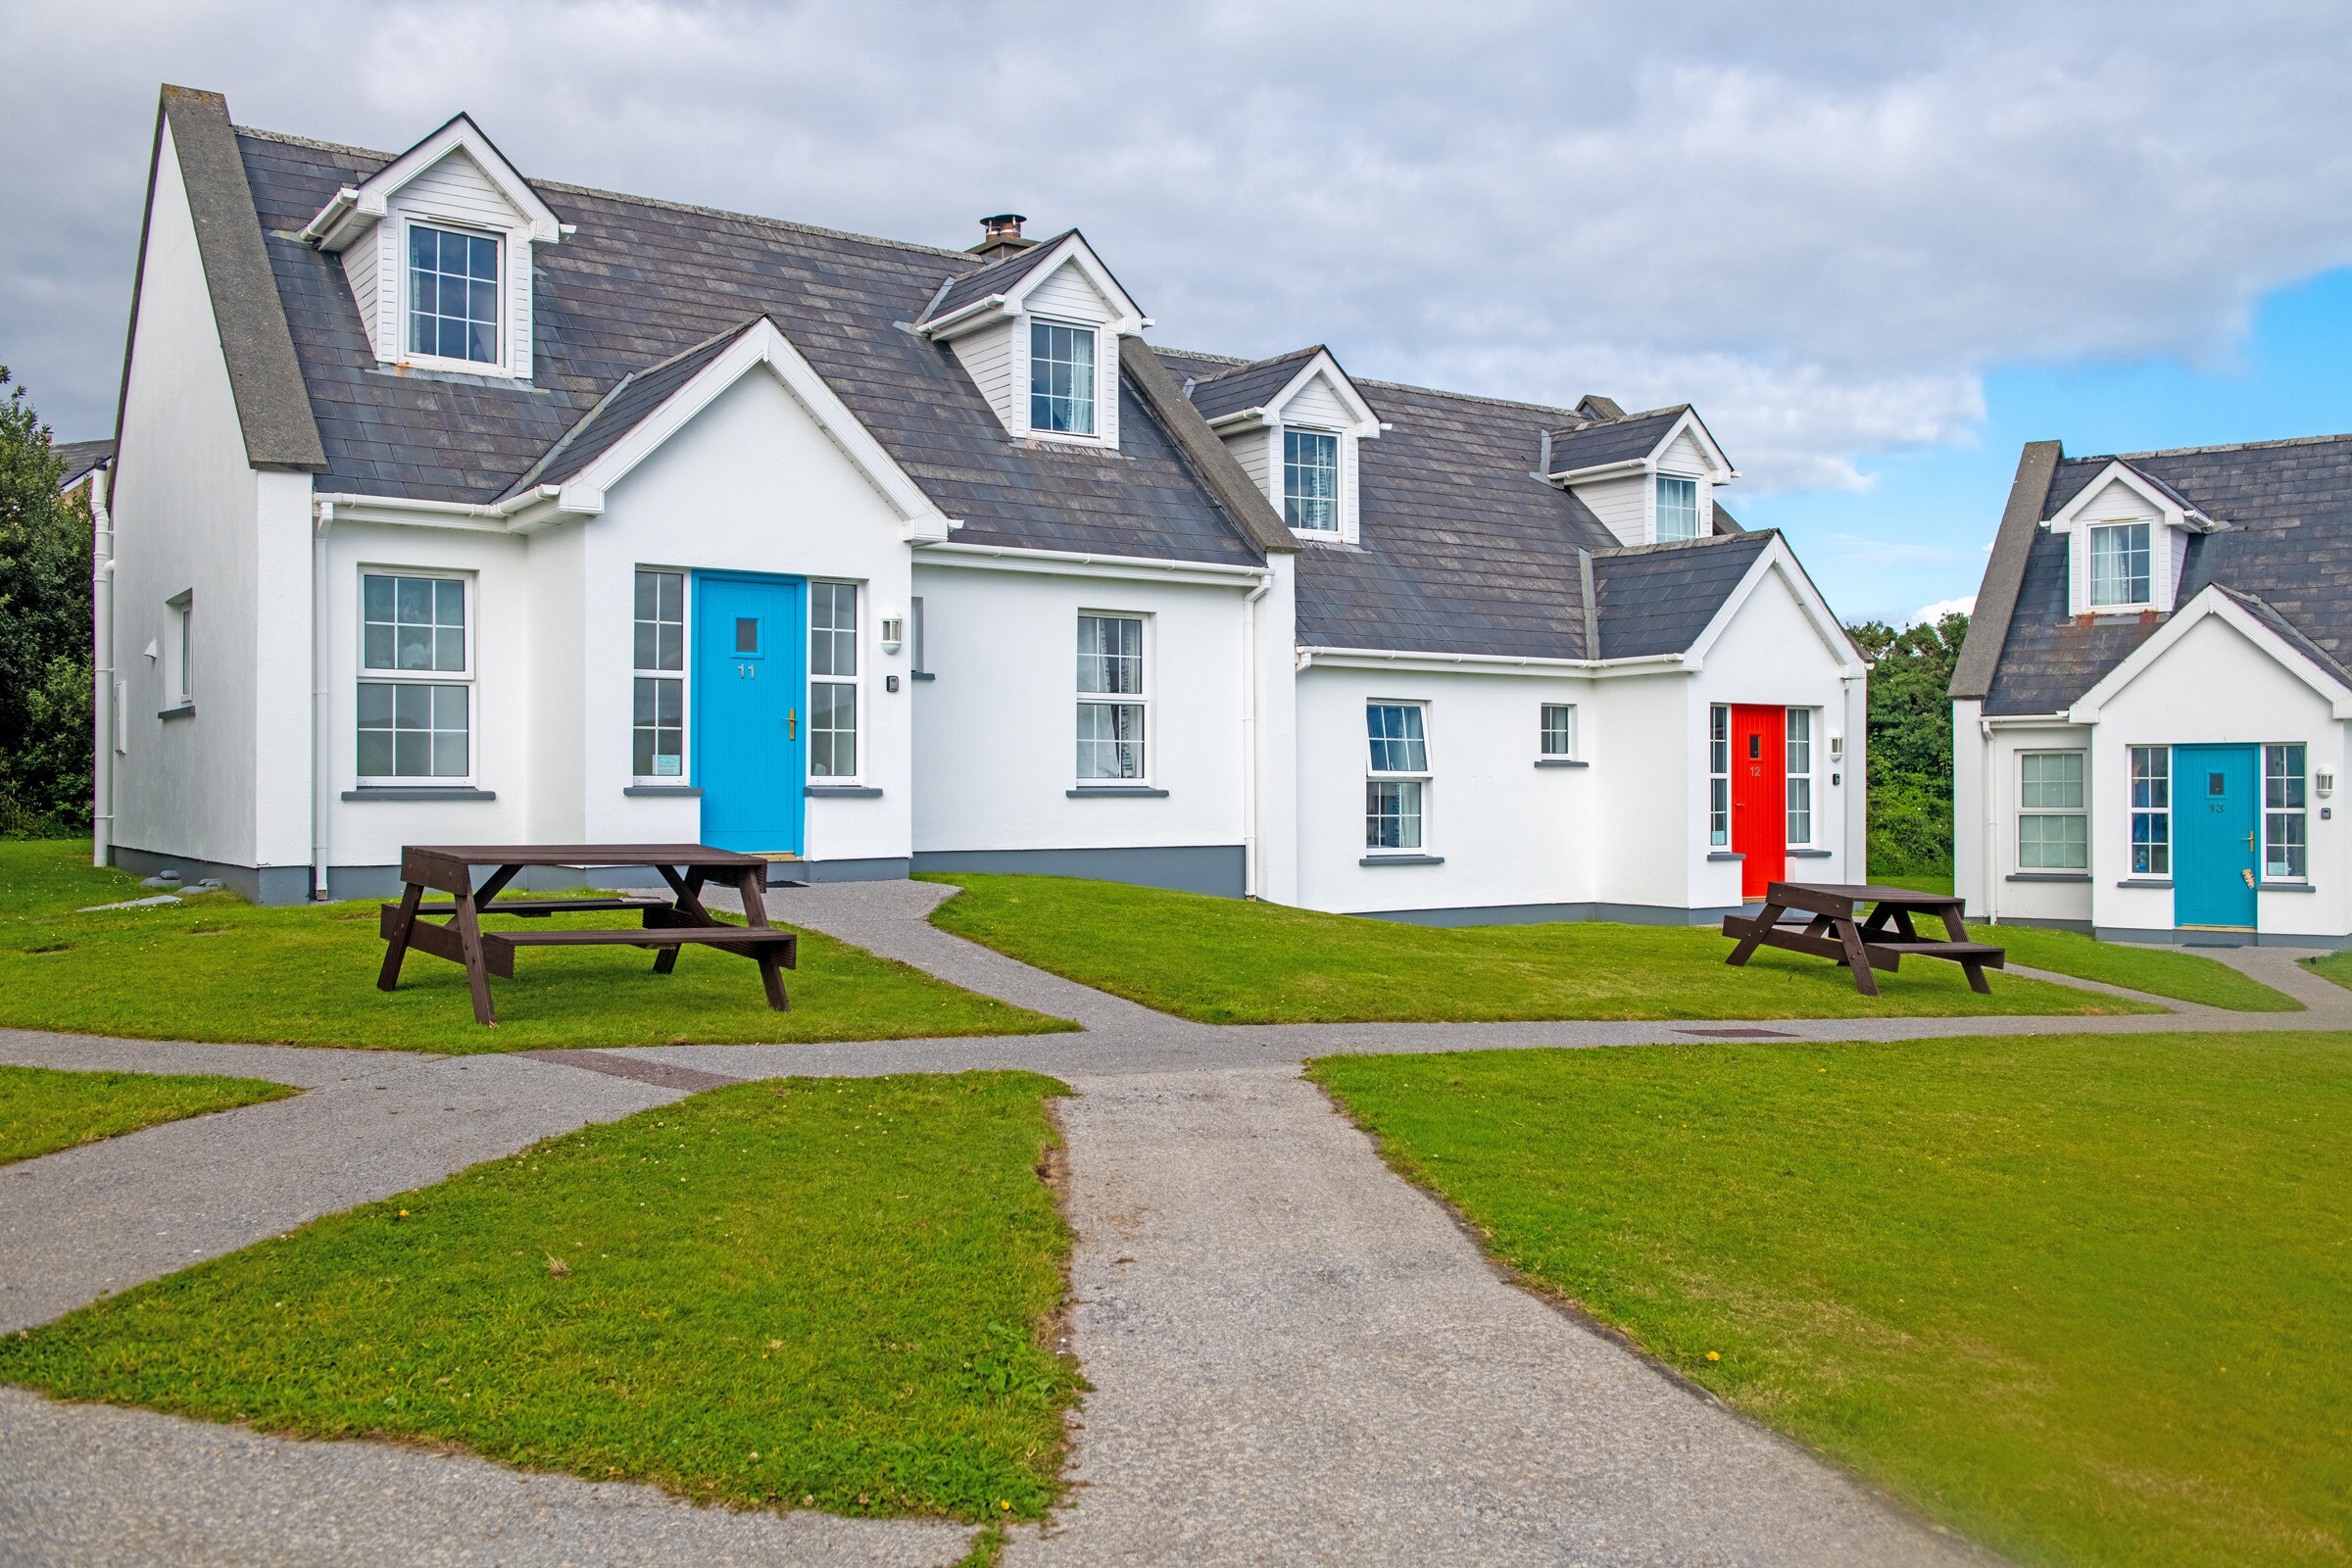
top-left (1280, 371), bottom-right (1352, 429)
top-left (1023, 260), bottom-right (1116, 324)
top-left (934, 235), bottom-right (1140, 450)
top-left (2047, 462), bottom-right (2216, 615)
top-left (1657, 429), bottom-right (1709, 475)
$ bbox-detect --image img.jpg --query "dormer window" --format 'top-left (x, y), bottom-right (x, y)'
top-left (408, 225), bottom-right (501, 365)
top-left (1030, 320), bottom-right (1098, 436)
top-left (2089, 520), bottom-right (2151, 608)
top-left (1285, 430), bottom-right (1340, 532)
top-left (1656, 474), bottom-right (1701, 542)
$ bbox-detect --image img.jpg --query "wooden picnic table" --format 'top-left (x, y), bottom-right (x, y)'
top-left (1722, 881), bottom-right (2004, 998)
top-left (376, 844), bottom-right (796, 1026)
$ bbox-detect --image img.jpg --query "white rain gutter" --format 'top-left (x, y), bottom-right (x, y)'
top-left (1241, 573), bottom-right (1272, 900)
top-left (89, 463), bottom-right (115, 867)
top-left (915, 539), bottom-right (1273, 586)
top-left (313, 486), bottom-right (564, 528)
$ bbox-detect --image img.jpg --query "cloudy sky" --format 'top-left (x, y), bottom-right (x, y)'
top-left (8, 0), bottom-right (2352, 620)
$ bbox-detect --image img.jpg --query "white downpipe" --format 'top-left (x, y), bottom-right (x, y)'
top-left (1980, 714), bottom-right (1998, 925)
top-left (311, 503), bottom-right (333, 900)
top-left (1241, 575), bottom-right (1271, 900)
top-left (89, 465), bottom-right (115, 867)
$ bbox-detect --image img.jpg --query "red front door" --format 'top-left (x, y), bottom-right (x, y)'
top-left (1730, 705), bottom-right (1786, 899)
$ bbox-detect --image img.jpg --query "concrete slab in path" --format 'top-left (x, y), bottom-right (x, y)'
top-left (1009, 1066), bottom-right (1995, 1568)
top-left (0, 1387), bottom-right (971, 1568)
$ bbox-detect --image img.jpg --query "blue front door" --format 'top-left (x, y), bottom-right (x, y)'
top-left (2175, 744), bottom-right (2258, 929)
top-left (694, 573), bottom-right (806, 855)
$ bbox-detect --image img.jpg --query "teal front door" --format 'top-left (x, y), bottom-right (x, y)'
top-left (694, 573), bottom-right (806, 855)
top-left (2175, 744), bottom-right (2258, 929)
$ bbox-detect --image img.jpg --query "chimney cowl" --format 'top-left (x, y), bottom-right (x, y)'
top-left (970, 213), bottom-right (1037, 260)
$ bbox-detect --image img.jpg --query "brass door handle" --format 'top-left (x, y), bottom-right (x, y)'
top-left (786, 708), bottom-right (798, 740)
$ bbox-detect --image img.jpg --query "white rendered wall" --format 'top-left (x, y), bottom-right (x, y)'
top-left (109, 119), bottom-right (292, 873)
top-left (908, 564), bottom-right (1250, 857)
top-left (2081, 613), bottom-right (2347, 938)
top-left (1973, 720), bottom-right (2095, 927)
top-left (1953, 699), bottom-right (1986, 915)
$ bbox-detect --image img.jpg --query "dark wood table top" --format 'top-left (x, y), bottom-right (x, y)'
top-left (401, 844), bottom-right (770, 869)
top-left (1767, 881), bottom-right (1963, 907)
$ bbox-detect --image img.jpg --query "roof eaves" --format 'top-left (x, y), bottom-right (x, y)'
top-left (1950, 439), bottom-right (2063, 700)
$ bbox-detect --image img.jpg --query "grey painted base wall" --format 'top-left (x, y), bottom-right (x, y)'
top-left (107, 850), bottom-right (918, 906)
top-left (1361, 901), bottom-right (1745, 928)
top-left (911, 845), bottom-right (1246, 899)
top-left (112, 845), bottom-right (313, 906)
top-left (1990, 914), bottom-right (2349, 950)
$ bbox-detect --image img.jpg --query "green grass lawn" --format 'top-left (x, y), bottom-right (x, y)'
top-left (2299, 948), bottom-right (2352, 992)
top-left (0, 842), bottom-right (1070, 1052)
top-left (1310, 1035), bottom-right (2352, 1568)
top-left (0, 1063), bottom-right (292, 1165)
top-left (919, 873), bottom-right (2158, 1022)
top-left (0, 1072), bottom-right (1081, 1524)
top-left (1872, 866), bottom-right (1955, 897)
top-left (1979, 923), bottom-right (2299, 1011)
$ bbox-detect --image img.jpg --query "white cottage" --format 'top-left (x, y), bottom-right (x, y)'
top-left (1953, 434), bottom-right (2352, 945)
top-left (92, 86), bottom-right (1867, 920)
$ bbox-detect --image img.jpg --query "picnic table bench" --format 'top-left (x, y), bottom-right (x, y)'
top-left (376, 844), bottom-right (796, 1026)
top-left (1722, 881), bottom-right (2004, 997)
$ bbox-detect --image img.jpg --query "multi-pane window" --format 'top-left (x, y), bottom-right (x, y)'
top-left (1656, 475), bottom-right (1700, 542)
top-left (1786, 708), bottom-right (1814, 845)
top-left (1541, 704), bottom-right (1576, 758)
top-left (1366, 703), bottom-right (1430, 852)
top-left (2089, 521), bottom-right (2151, 608)
top-left (1708, 705), bottom-right (1730, 845)
top-left (167, 592), bottom-right (193, 707)
top-left (358, 572), bottom-right (470, 779)
top-left (1285, 430), bottom-right (1340, 532)
top-left (809, 581), bottom-right (858, 778)
top-left (2130, 745), bottom-right (2170, 875)
top-left (2018, 750), bottom-right (2087, 869)
top-left (1076, 613), bottom-right (1145, 779)
top-left (2265, 743), bottom-right (2308, 880)
top-left (1030, 320), bottom-right (1097, 435)
top-left (408, 224), bottom-right (500, 365)
top-left (632, 569), bottom-right (685, 778)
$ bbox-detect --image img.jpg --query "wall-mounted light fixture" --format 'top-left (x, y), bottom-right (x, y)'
top-left (2319, 768), bottom-right (2336, 798)
top-left (879, 615), bottom-right (904, 655)
top-left (1828, 732), bottom-right (1845, 761)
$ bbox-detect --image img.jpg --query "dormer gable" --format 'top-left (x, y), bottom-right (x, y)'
top-left (1187, 347), bottom-right (1382, 543)
top-left (299, 114), bottom-right (564, 380)
top-left (1543, 404), bottom-right (1736, 548)
top-left (2044, 459), bottom-right (2224, 616)
top-left (917, 228), bottom-right (1148, 450)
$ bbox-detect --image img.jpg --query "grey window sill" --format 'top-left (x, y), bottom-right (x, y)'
top-left (2116, 877), bottom-right (2173, 888)
top-left (159, 705), bottom-right (195, 720)
top-left (1067, 786), bottom-right (1169, 798)
top-left (2260, 880), bottom-right (2316, 893)
top-left (2006, 871), bottom-right (2089, 882)
top-left (1534, 758), bottom-right (1588, 768)
top-left (910, 670), bottom-right (937, 681)
top-left (341, 787), bottom-right (497, 802)
top-left (1788, 848), bottom-right (1833, 858)
top-left (806, 784), bottom-right (882, 798)
top-left (1360, 854), bottom-right (1445, 866)
top-left (1707, 851), bottom-right (1743, 861)
top-left (623, 785), bottom-right (702, 797)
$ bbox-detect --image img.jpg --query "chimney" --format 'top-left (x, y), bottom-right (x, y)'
top-left (970, 213), bottom-right (1036, 261)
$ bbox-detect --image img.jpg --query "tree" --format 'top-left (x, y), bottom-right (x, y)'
top-left (0, 368), bottom-right (93, 835)
top-left (1846, 611), bottom-right (1968, 874)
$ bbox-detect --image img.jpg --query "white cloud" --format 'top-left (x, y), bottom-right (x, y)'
top-left (7, 0), bottom-right (2352, 495)
top-left (1908, 596), bottom-right (1978, 626)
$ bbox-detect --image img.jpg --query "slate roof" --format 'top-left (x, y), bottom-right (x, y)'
top-left (1159, 350), bottom-right (1771, 660)
top-left (1186, 347), bottom-right (1324, 423)
top-left (1546, 407), bottom-right (1687, 475)
top-left (54, 438), bottom-right (115, 489)
top-left (210, 109), bottom-right (1793, 660)
top-left (1975, 432), bottom-right (2352, 714)
top-left (924, 230), bottom-right (1072, 322)
top-left (233, 132), bottom-right (1261, 565)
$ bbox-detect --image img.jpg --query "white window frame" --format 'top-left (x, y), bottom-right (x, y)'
top-left (399, 218), bottom-right (513, 377)
top-left (2130, 745), bottom-right (2170, 877)
top-left (809, 579), bottom-right (861, 782)
top-left (165, 590), bottom-right (193, 710)
top-left (356, 567), bottom-right (476, 787)
top-left (1540, 702), bottom-right (1577, 760)
top-left (1655, 472), bottom-right (1702, 543)
top-left (1028, 317), bottom-right (1102, 442)
top-left (631, 567), bottom-right (690, 784)
top-left (1075, 611), bottom-right (1149, 783)
top-left (1365, 700), bottom-right (1432, 856)
top-left (1786, 708), bottom-right (1815, 846)
top-left (2017, 749), bottom-right (2087, 870)
top-left (2087, 520), bottom-right (2153, 611)
top-left (1708, 704), bottom-right (1730, 846)
top-left (2264, 743), bottom-right (2308, 883)
top-left (1283, 427), bottom-right (1343, 534)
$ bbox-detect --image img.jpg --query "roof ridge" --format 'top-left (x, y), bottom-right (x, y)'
top-left (1160, 344), bottom-right (1604, 425)
top-left (2086, 429), bottom-right (2352, 464)
top-left (1592, 528), bottom-right (1771, 561)
top-left (1194, 345), bottom-right (1323, 382)
top-left (235, 124), bottom-right (985, 265)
